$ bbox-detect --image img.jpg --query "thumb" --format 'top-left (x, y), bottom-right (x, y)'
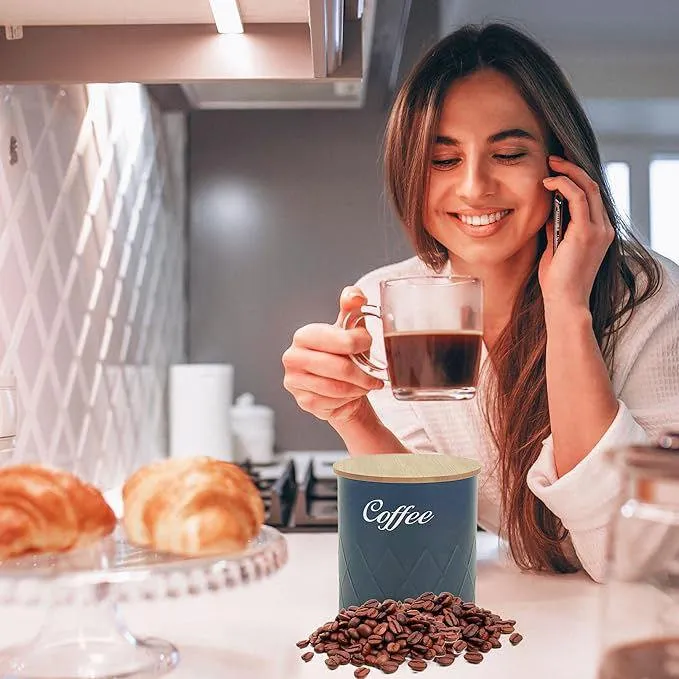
top-left (335, 286), bottom-right (367, 326)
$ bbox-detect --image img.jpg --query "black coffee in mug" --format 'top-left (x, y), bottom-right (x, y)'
top-left (384, 330), bottom-right (483, 390)
top-left (598, 638), bottom-right (679, 679)
top-left (343, 276), bottom-right (484, 402)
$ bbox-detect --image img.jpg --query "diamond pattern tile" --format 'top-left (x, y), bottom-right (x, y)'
top-left (0, 83), bottom-right (186, 489)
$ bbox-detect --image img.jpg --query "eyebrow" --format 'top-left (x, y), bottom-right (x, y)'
top-left (435, 128), bottom-right (539, 146)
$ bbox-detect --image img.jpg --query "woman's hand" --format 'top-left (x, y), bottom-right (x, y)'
top-left (538, 155), bottom-right (615, 311)
top-left (282, 287), bottom-right (385, 427)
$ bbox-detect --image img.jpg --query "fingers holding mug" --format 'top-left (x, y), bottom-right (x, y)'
top-left (340, 295), bottom-right (389, 379)
top-left (335, 286), bottom-right (368, 326)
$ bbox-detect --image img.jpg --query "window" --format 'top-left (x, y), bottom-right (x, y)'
top-left (650, 158), bottom-right (679, 263)
top-left (605, 162), bottom-right (631, 223)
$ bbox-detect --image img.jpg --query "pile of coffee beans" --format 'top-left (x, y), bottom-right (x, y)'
top-left (296, 592), bottom-right (522, 675)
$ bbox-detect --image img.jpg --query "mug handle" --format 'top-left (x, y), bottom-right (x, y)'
top-left (342, 305), bottom-right (389, 381)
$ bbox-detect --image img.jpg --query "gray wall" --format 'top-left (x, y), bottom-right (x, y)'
top-left (189, 4), bottom-right (439, 451)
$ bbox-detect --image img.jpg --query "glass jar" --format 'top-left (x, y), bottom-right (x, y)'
top-left (0, 375), bottom-right (17, 461)
top-left (598, 433), bottom-right (679, 679)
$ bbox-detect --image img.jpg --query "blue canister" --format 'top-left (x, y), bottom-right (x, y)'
top-left (333, 454), bottom-right (481, 609)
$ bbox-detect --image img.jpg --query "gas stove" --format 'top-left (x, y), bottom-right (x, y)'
top-left (238, 452), bottom-right (343, 532)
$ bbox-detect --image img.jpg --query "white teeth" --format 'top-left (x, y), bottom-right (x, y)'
top-left (457, 210), bottom-right (509, 226)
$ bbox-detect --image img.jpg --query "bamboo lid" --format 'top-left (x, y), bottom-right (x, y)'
top-left (333, 454), bottom-right (481, 484)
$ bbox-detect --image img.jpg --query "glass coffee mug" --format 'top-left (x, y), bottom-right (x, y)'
top-left (342, 275), bottom-right (483, 401)
top-left (598, 433), bottom-right (679, 679)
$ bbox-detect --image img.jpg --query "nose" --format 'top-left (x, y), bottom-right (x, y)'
top-left (457, 157), bottom-right (495, 202)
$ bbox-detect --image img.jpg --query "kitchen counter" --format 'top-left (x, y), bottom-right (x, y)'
top-left (0, 532), bottom-right (602, 679)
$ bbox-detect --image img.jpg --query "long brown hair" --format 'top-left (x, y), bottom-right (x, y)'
top-left (383, 23), bottom-right (662, 572)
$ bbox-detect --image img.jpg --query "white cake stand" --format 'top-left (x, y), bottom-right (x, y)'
top-left (0, 524), bottom-right (288, 679)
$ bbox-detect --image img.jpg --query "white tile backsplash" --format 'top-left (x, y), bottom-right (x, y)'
top-left (0, 83), bottom-right (186, 489)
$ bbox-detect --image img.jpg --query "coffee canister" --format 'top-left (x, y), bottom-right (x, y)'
top-left (334, 454), bottom-right (481, 609)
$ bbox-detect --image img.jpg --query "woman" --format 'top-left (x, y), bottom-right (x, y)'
top-left (282, 23), bottom-right (679, 581)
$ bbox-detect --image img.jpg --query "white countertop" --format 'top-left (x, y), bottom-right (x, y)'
top-left (0, 532), bottom-right (602, 679)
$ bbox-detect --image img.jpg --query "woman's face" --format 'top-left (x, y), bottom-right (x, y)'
top-left (425, 69), bottom-right (552, 269)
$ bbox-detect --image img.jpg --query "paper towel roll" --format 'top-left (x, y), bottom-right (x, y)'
top-left (169, 364), bottom-right (234, 461)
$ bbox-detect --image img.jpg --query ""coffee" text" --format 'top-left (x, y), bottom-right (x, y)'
top-left (362, 499), bottom-right (434, 531)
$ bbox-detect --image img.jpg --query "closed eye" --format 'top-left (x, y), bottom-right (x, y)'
top-left (431, 158), bottom-right (460, 169)
top-left (494, 152), bottom-right (527, 164)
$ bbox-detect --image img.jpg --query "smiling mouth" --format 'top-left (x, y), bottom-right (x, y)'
top-left (452, 210), bottom-right (512, 226)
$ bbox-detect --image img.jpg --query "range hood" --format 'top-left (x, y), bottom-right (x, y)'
top-left (0, 0), bottom-right (410, 109)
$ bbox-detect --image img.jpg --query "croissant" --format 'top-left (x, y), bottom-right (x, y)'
top-left (0, 464), bottom-right (117, 561)
top-left (122, 457), bottom-right (265, 556)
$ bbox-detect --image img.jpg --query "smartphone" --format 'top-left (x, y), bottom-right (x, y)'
top-left (552, 190), bottom-right (569, 253)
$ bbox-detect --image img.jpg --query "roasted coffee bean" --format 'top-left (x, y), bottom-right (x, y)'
top-left (301, 652), bottom-right (314, 662)
top-left (354, 668), bottom-right (370, 678)
top-left (357, 624), bottom-right (372, 638)
top-left (462, 623), bottom-right (479, 638)
top-left (407, 631), bottom-right (423, 645)
top-left (373, 622), bottom-right (388, 636)
top-left (510, 633), bottom-right (523, 645)
top-left (464, 651), bottom-right (484, 664)
top-left (298, 594), bottom-right (523, 671)
top-left (444, 611), bottom-right (459, 626)
top-left (387, 617), bottom-right (402, 635)
top-left (434, 655), bottom-right (456, 666)
top-left (408, 659), bottom-right (428, 672)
